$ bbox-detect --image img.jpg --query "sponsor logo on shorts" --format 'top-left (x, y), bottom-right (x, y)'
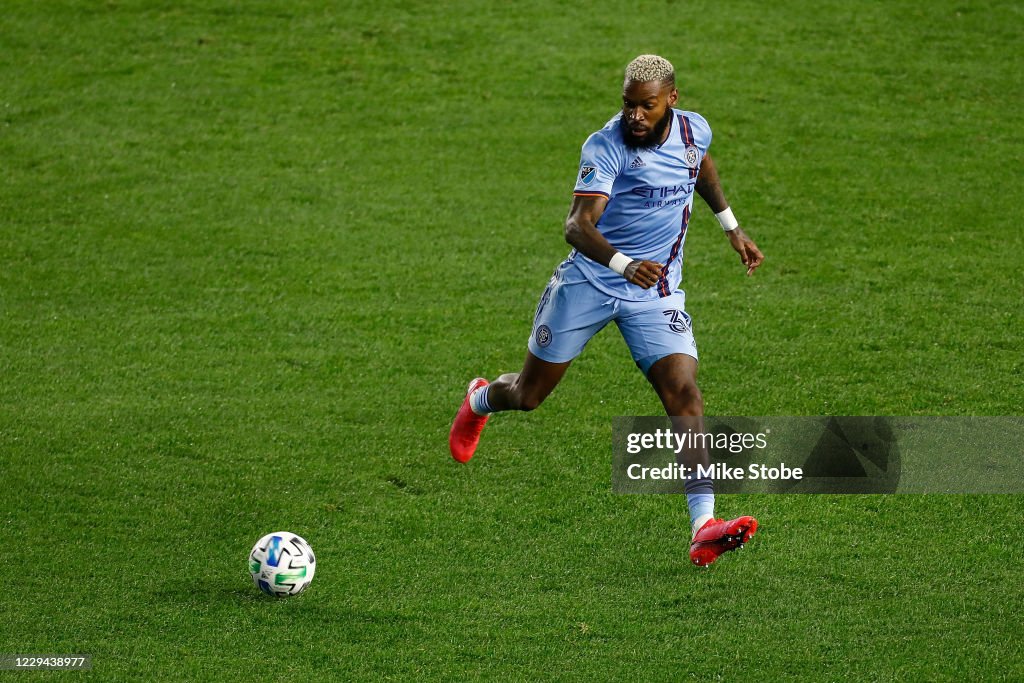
top-left (579, 165), bottom-right (597, 185)
top-left (535, 324), bottom-right (553, 347)
top-left (684, 146), bottom-right (700, 168)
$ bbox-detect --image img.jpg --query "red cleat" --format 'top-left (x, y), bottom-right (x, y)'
top-left (689, 516), bottom-right (758, 567)
top-left (449, 378), bottom-right (490, 463)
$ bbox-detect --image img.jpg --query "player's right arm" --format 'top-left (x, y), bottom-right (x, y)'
top-left (564, 195), bottom-right (663, 289)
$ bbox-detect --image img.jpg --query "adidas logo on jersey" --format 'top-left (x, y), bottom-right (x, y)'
top-left (629, 156), bottom-right (646, 169)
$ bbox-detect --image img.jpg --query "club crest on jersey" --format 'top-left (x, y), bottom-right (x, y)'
top-left (579, 165), bottom-right (597, 185)
top-left (629, 155), bottom-right (645, 169)
top-left (684, 146), bottom-right (700, 169)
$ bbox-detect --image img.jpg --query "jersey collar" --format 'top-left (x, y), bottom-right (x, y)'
top-left (656, 110), bottom-right (677, 150)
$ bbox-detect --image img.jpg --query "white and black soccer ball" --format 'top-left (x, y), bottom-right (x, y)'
top-left (248, 531), bottom-right (316, 597)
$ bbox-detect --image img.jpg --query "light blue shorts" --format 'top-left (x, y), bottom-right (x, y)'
top-left (527, 266), bottom-right (698, 376)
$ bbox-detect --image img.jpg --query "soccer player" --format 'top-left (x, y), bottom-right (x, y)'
top-left (449, 55), bottom-right (764, 567)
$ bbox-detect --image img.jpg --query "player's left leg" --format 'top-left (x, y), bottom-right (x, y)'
top-left (618, 295), bottom-right (757, 566)
top-left (645, 353), bottom-right (716, 533)
top-left (645, 354), bottom-right (758, 566)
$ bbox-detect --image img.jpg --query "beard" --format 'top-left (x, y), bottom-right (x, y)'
top-left (619, 107), bottom-right (674, 149)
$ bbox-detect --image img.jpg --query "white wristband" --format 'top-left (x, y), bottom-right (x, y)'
top-left (608, 251), bottom-right (633, 276)
top-left (716, 207), bottom-right (739, 232)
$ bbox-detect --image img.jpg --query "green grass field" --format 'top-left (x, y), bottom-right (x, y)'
top-left (2, 0), bottom-right (1022, 679)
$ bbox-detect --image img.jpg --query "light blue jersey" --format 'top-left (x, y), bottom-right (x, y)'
top-left (568, 109), bottom-right (712, 301)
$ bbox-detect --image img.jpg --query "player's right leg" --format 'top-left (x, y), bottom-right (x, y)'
top-left (485, 352), bottom-right (571, 413)
top-left (449, 270), bottom-right (614, 463)
top-left (448, 354), bottom-right (569, 463)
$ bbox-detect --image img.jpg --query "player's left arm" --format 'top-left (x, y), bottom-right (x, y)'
top-left (696, 153), bottom-right (764, 276)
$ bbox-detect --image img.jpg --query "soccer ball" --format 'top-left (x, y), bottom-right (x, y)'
top-left (248, 531), bottom-right (316, 597)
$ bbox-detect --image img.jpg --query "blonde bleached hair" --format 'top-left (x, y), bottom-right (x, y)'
top-left (624, 54), bottom-right (675, 86)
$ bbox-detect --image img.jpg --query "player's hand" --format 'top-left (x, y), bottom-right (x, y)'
top-left (623, 259), bottom-right (664, 289)
top-left (727, 228), bottom-right (764, 276)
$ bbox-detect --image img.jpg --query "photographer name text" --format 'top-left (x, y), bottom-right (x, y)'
top-left (626, 462), bottom-right (803, 481)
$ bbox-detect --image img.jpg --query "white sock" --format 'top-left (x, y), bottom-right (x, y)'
top-left (691, 513), bottom-right (713, 540)
top-left (468, 385), bottom-right (492, 416)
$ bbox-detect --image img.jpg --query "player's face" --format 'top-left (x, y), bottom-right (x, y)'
top-left (620, 80), bottom-right (678, 148)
